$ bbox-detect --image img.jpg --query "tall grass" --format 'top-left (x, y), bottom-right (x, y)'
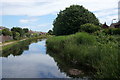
top-left (46, 32), bottom-right (120, 78)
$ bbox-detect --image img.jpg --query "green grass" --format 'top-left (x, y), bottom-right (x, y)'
top-left (46, 32), bottom-right (120, 78)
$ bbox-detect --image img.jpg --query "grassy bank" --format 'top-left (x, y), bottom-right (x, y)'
top-left (2, 35), bottom-right (50, 50)
top-left (46, 32), bottom-right (120, 78)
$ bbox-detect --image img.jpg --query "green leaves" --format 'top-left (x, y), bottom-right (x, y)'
top-left (79, 23), bottom-right (100, 33)
top-left (2, 28), bottom-right (12, 36)
top-left (11, 27), bottom-right (24, 37)
top-left (53, 5), bottom-right (100, 35)
top-left (12, 31), bottom-right (20, 40)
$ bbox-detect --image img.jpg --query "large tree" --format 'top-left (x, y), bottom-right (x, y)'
top-left (12, 31), bottom-right (20, 40)
top-left (2, 28), bottom-right (12, 36)
top-left (11, 27), bottom-right (24, 37)
top-left (48, 30), bottom-right (53, 35)
top-left (23, 28), bottom-right (29, 33)
top-left (53, 5), bottom-right (100, 35)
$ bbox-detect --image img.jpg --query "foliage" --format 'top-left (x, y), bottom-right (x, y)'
top-left (46, 32), bottom-right (120, 78)
top-left (79, 23), bottom-right (100, 33)
top-left (104, 28), bottom-right (120, 35)
top-left (32, 33), bottom-right (39, 37)
top-left (53, 5), bottom-right (100, 35)
top-left (0, 30), bottom-right (2, 35)
top-left (11, 27), bottom-right (24, 37)
top-left (23, 28), bottom-right (29, 33)
top-left (2, 28), bottom-right (12, 36)
top-left (48, 30), bottom-right (53, 35)
top-left (25, 33), bottom-right (31, 37)
top-left (12, 31), bottom-right (20, 40)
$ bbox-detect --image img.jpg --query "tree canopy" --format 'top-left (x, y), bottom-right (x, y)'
top-left (48, 30), bottom-right (53, 35)
top-left (11, 27), bottom-right (24, 37)
top-left (79, 23), bottom-right (100, 33)
top-left (23, 28), bottom-right (29, 33)
top-left (53, 5), bottom-right (100, 35)
top-left (12, 31), bottom-right (20, 40)
top-left (2, 28), bottom-right (12, 36)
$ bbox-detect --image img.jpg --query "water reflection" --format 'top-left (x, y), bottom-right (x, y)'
top-left (2, 39), bottom-right (68, 78)
top-left (2, 39), bottom-right (38, 57)
top-left (0, 58), bottom-right (2, 79)
top-left (47, 49), bottom-right (95, 78)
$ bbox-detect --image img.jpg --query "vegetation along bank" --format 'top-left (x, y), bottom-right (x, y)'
top-left (46, 5), bottom-right (120, 78)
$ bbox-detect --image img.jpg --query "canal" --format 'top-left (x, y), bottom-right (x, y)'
top-left (2, 39), bottom-right (69, 78)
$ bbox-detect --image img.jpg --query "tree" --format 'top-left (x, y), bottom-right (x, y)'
top-left (0, 30), bottom-right (2, 35)
top-left (23, 28), bottom-right (29, 33)
top-left (11, 27), bottom-right (24, 37)
top-left (53, 5), bottom-right (100, 35)
top-left (48, 30), bottom-right (53, 35)
top-left (2, 28), bottom-right (12, 36)
top-left (32, 33), bottom-right (39, 37)
top-left (25, 33), bottom-right (31, 37)
top-left (79, 23), bottom-right (100, 33)
top-left (12, 31), bottom-right (20, 40)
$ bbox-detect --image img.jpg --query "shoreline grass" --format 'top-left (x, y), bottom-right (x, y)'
top-left (46, 32), bottom-right (120, 78)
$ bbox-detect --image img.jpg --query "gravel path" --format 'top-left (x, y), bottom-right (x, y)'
top-left (0, 39), bottom-right (26, 47)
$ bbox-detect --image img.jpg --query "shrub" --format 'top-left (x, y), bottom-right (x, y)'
top-left (112, 28), bottom-right (120, 35)
top-left (104, 28), bottom-right (120, 35)
top-left (74, 32), bottom-right (96, 45)
top-left (79, 23), bottom-right (100, 33)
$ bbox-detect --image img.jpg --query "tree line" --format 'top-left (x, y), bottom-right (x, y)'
top-left (1, 27), bottom-right (32, 40)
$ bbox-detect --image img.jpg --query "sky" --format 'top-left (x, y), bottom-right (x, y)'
top-left (0, 0), bottom-right (119, 32)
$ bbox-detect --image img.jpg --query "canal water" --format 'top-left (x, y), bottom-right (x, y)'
top-left (2, 39), bottom-right (69, 78)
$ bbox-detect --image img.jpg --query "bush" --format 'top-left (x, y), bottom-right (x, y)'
top-left (104, 28), bottom-right (120, 35)
top-left (74, 32), bottom-right (96, 45)
top-left (25, 33), bottom-right (31, 38)
top-left (112, 28), bottom-right (120, 35)
top-left (79, 23), bottom-right (100, 33)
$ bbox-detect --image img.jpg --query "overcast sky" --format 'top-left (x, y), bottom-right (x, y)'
top-left (0, 0), bottom-right (119, 32)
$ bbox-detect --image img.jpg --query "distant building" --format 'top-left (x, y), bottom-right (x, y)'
top-left (39, 32), bottom-right (47, 35)
top-left (0, 36), bottom-right (13, 42)
top-left (102, 22), bottom-right (109, 28)
top-left (28, 30), bottom-right (47, 37)
top-left (0, 26), bottom-right (6, 30)
top-left (110, 21), bottom-right (120, 28)
top-left (28, 30), bottom-right (34, 34)
top-left (0, 26), bottom-right (13, 42)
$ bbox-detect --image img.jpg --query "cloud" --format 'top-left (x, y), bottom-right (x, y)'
top-left (0, 0), bottom-right (119, 25)
top-left (21, 23), bottom-right (52, 32)
top-left (19, 19), bottom-right (30, 23)
top-left (19, 18), bottom-right (38, 23)
top-left (1, 0), bottom-right (118, 16)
